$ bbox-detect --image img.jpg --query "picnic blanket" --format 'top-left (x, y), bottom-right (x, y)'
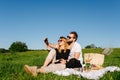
top-left (53, 66), bottom-right (120, 80)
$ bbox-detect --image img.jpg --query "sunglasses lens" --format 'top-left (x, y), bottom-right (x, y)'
top-left (58, 40), bottom-right (62, 42)
top-left (67, 36), bottom-right (71, 39)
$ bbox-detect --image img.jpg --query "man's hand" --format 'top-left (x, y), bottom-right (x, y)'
top-left (74, 52), bottom-right (80, 60)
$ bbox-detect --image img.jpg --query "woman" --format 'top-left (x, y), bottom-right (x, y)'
top-left (24, 36), bottom-right (70, 77)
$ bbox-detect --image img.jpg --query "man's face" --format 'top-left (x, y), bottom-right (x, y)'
top-left (67, 34), bottom-right (75, 43)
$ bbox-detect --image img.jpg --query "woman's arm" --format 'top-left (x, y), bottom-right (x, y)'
top-left (44, 38), bottom-right (58, 49)
top-left (48, 43), bottom-right (58, 49)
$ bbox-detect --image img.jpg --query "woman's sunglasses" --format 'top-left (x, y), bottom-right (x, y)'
top-left (58, 40), bottom-right (63, 42)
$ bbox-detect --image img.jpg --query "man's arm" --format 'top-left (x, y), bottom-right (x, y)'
top-left (74, 52), bottom-right (80, 60)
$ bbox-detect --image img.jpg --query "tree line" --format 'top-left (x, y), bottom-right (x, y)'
top-left (0, 41), bottom-right (99, 54)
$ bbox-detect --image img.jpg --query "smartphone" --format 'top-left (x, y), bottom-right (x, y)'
top-left (44, 38), bottom-right (49, 45)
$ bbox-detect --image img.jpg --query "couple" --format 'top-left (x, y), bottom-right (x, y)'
top-left (24, 31), bottom-right (83, 77)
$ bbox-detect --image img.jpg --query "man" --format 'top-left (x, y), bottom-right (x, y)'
top-left (65, 31), bottom-right (83, 68)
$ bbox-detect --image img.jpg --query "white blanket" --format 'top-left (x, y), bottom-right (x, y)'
top-left (53, 66), bottom-right (120, 80)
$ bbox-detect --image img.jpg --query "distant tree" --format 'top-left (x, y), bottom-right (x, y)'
top-left (0, 48), bottom-right (6, 53)
top-left (85, 44), bottom-right (97, 48)
top-left (9, 41), bottom-right (28, 52)
top-left (0, 48), bottom-right (9, 53)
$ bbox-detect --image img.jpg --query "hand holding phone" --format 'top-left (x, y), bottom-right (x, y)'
top-left (44, 38), bottom-right (49, 45)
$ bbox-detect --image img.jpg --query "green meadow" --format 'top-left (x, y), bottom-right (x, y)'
top-left (0, 48), bottom-right (120, 80)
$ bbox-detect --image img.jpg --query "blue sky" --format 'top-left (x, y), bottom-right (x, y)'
top-left (0, 0), bottom-right (120, 49)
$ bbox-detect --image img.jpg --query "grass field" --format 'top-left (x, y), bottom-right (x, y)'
top-left (0, 48), bottom-right (120, 80)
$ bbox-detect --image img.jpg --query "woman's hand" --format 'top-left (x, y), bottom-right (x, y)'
top-left (60, 59), bottom-right (67, 64)
top-left (44, 38), bottom-right (49, 45)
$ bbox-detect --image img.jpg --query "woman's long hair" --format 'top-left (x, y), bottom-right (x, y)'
top-left (58, 36), bottom-right (69, 53)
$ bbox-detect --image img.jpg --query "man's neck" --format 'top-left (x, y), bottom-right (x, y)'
top-left (69, 42), bottom-right (75, 50)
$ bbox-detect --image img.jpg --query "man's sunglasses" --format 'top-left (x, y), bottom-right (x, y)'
top-left (67, 36), bottom-right (74, 39)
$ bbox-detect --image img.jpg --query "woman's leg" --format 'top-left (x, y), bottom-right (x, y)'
top-left (37, 64), bottom-right (65, 73)
top-left (24, 49), bottom-right (56, 76)
top-left (42, 49), bottom-right (56, 68)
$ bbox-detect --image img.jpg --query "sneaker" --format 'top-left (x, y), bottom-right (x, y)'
top-left (24, 65), bottom-right (37, 77)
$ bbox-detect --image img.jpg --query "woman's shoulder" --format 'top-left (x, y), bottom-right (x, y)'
top-left (55, 48), bottom-right (59, 52)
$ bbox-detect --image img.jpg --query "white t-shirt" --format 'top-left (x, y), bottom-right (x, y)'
top-left (69, 42), bottom-right (83, 64)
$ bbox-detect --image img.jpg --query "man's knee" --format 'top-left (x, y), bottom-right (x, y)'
top-left (66, 58), bottom-right (82, 68)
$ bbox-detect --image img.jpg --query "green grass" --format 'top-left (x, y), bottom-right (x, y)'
top-left (0, 49), bottom-right (120, 80)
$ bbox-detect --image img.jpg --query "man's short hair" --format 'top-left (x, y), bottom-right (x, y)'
top-left (70, 31), bottom-right (78, 41)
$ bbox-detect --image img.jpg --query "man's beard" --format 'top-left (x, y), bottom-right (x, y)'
top-left (67, 41), bottom-right (73, 45)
